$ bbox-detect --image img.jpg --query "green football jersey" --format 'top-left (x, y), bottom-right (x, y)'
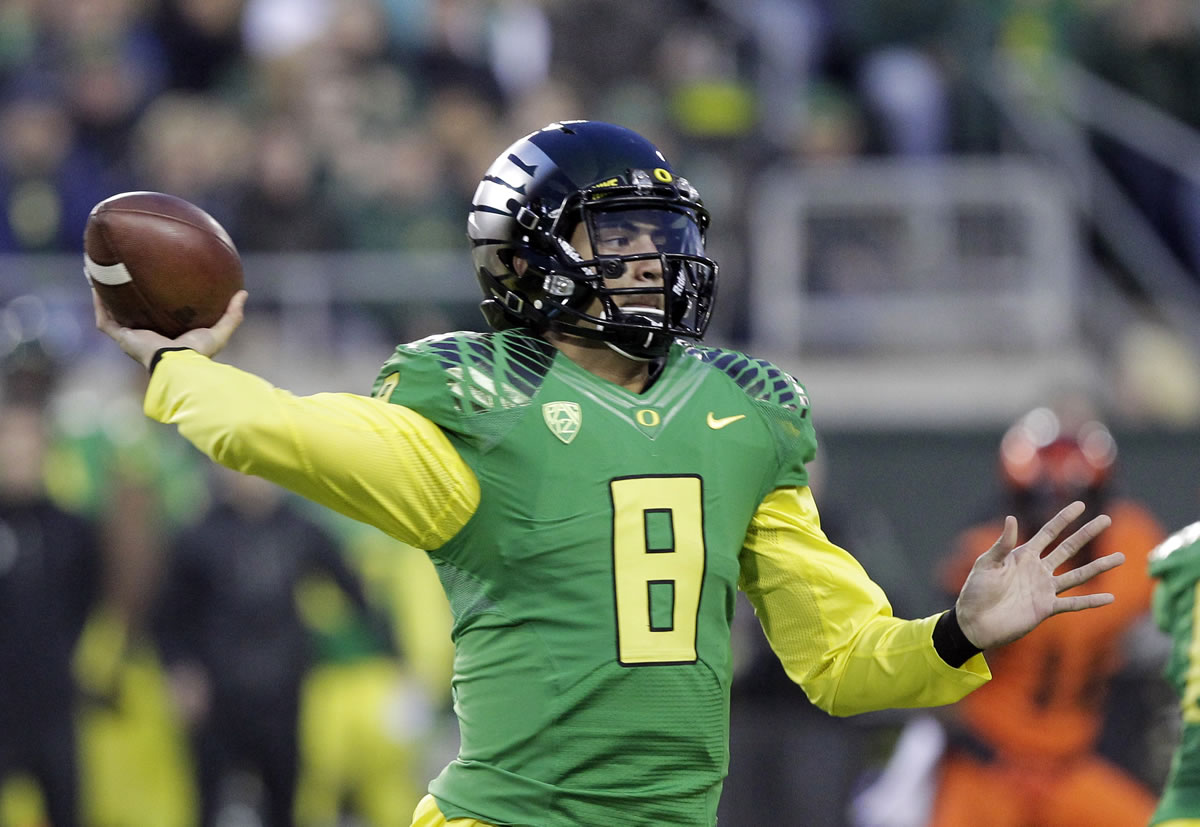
top-left (1149, 520), bottom-right (1200, 826)
top-left (372, 329), bottom-right (814, 826)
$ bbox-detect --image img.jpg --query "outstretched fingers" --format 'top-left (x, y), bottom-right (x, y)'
top-left (1046, 513), bottom-right (1122, 616)
top-left (1024, 501), bottom-right (1088, 556)
top-left (1051, 590), bottom-right (1116, 615)
top-left (1042, 513), bottom-right (1113, 571)
top-left (1053, 550), bottom-right (1125, 595)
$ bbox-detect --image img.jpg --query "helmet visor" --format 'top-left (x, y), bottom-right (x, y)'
top-left (585, 206), bottom-right (707, 260)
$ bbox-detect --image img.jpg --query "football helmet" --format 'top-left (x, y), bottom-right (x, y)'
top-left (999, 406), bottom-right (1117, 500)
top-left (468, 121), bottom-right (718, 359)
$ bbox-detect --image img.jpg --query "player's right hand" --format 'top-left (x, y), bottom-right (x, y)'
top-left (93, 287), bottom-right (247, 370)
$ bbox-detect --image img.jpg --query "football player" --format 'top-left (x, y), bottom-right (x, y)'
top-left (1148, 521), bottom-right (1200, 827)
top-left (927, 406), bottom-right (1163, 827)
top-left (95, 120), bottom-right (1126, 826)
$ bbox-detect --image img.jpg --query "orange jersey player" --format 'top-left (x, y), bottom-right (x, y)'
top-left (931, 406), bottom-right (1164, 827)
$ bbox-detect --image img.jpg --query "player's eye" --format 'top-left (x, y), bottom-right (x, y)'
top-left (595, 231), bottom-right (633, 251)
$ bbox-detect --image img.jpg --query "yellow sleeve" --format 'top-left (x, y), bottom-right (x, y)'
top-left (739, 485), bottom-right (989, 716)
top-left (144, 349), bottom-right (480, 549)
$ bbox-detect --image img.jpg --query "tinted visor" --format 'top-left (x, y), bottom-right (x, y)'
top-left (585, 206), bottom-right (706, 263)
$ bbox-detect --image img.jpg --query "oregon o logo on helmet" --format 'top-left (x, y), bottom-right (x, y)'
top-left (653, 168), bottom-right (673, 183)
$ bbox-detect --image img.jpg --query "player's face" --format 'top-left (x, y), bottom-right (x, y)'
top-left (563, 207), bottom-right (707, 343)
top-left (569, 211), bottom-right (666, 309)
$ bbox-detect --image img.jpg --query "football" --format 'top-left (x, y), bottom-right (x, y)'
top-left (84, 191), bottom-right (244, 338)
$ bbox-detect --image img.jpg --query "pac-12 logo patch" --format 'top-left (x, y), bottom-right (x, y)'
top-left (543, 401), bottom-right (582, 444)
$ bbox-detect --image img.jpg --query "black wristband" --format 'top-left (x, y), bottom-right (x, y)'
top-left (932, 607), bottom-right (983, 668)
top-left (148, 346), bottom-right (195, 375)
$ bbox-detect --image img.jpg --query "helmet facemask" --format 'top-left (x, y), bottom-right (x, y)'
top-left (513, 173), bottom-right (718, 359)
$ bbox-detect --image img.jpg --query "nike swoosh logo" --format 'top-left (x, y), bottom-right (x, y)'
top-left (707, 412), bottom-right (746, 430)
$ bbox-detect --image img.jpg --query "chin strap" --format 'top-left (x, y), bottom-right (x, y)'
top-left (604, 341), bottom-right (655, 362)
top-left (601, 307), bottom-right (669, 361)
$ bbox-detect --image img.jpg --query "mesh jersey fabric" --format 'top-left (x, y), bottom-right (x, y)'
top-left (1151, 521), bottom-right (1200, 825)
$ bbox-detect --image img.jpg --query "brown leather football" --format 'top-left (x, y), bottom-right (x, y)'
top-left (84, 191), bottom-right (243, 337)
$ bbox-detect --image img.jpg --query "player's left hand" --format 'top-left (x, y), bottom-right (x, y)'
top-left (954, 501), bottom-right (1121, 650)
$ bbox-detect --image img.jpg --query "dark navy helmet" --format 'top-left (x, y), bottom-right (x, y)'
top-left (468, 121), bottom-right (718, 359)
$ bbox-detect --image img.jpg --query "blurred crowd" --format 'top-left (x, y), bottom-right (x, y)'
top-left (2, 1), bottom-right (1200, 825)
top-left (0, 342), bottom-right (458, 826)
top-left (5, 0), bottom-right (1200, 386)
top-left (2, 0), bottom-right (1200, 382)
top-left (1, 0), bottom-right (1198, 259)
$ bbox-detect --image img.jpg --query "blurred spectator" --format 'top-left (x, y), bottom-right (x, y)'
top-left (233, 117), bottom-right (348, 251)
top-left (0, 376), bottom-right (101, 826)
top-left (0, 0), bottom-right (39, 83)
top-left (153, 0), bottom-right (246, 92)
top-left (241, 0), bottom-right (331, 65)
top-left (62, 45), bottom-right (166, 187)
top-left (292, 535), bottom-right (426, 826)
top-left (0, 339), bottom-right (56, 408)
top-left (130, 91), bottom-right (253, 226)
top-left (44, 362), bottom-right (205, 827)
top-left (326, 121), bottom-right (461, 250)
top-left (44, 361), bottom-right (209, 626)
top-left (830, 0), bottom-right (955, 156)
top-left (655, 17), bottom-right (756, 145)
top-left (545, 0), bottom-right (689, 107)
top-left (1073, 0), bottom-right (1200, 146)
top-left (406, 0), bottom-right (506, 103)
top-left (502, 77), bottom-right (584, 139)
top-left (291, 500), bottom-right (456, 826)
top-left (0, 77), bottom-right (117, 251)
top-left (294, 594), bottom-right (423, 827)
top-left (856, 401), bottom-right (1166, 826)
top-left (726, 0), bottom-right (830, 151)
top-left (154, 468), bottom-right (375, 827)
top-left (45, 0), bottom-right (169, 182)
top-left (426, 83), bottom-right (504, 201)
top-left (487, 0), bottom-right (551, 102)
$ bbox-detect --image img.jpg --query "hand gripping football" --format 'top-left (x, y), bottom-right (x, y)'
top-left (84, 191), bottom-right (244, 337)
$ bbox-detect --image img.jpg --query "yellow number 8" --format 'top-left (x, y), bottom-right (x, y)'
top-left (610, 475), bottom-right (705, 665)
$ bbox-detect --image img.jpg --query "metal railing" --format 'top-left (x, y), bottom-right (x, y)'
top-left (747, 156), bottom-right (1083, 358)
top-left (988, 55), bottom-right (1200, 349)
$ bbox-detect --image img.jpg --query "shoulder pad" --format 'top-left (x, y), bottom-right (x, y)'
top-left (1150, 520), bottom-right (1200, 574)
top-left (682, 344), bottom-right (810, 412)
top-left (682, 344), bottom-right (815, 480)
top-left (373, 329), bottom-right (555, 415)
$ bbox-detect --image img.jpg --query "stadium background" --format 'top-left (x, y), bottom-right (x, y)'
top-left (1, 0), bottom-right (1199, 824)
